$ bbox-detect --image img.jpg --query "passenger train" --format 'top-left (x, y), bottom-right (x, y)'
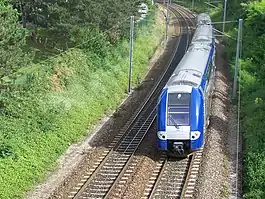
top-left (156, 13), bottom-right (216, 157)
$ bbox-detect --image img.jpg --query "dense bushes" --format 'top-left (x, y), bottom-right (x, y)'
top-left (237, 2), bottom-right (265, 198)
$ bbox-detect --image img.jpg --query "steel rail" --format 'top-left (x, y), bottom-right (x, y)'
top-left (180, 154), bottom-right (196, 199)
top-left (147, 155), bottom-right (168, 198)
top-left (173, 4), bottom-right (196, 29)
top-left (103, 6), bottom-right (196, 198)
top-left (140, 5), bottom-right (198, 199)
top-left (167, 6), bottom-right (193, 57)
top-left (68, 7), bottom-right (182, 196)
top-left (103, 109), bottom-right (157, 199)
top-left (181, 150), bottom-right (203, 199)
top-left (143, 155), bottom-right (192, 199)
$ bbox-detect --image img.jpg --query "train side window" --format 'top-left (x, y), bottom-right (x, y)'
top-left (206, 60), bottom-right (212, 80)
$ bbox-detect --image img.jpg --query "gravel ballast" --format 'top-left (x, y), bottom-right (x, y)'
top-left (194, 41), bottom-right (242, 199)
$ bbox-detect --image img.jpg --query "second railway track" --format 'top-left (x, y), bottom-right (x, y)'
top-left (67, 4), bottom-right (195, 199)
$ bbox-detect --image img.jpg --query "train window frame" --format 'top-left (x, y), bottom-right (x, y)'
top-left (167, 106), bottom-right (190, 126)
top-left (167, 93), bottom-right (190, 126)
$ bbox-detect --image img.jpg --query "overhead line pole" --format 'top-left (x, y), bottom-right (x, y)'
top-left (222, 0), bottom-right (227, 33)
top-left (232, 19), bottom-right (243, 99)
top-left (165, 0), bottom-right (169, 40)
top-left (128, 16), bottom-right (134, 94)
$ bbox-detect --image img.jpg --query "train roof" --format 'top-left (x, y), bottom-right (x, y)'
top-left (165, 43), bottom-right (212, 89)
top-left (196, 13), bottom-right (211, 25)
top-left (191, 24), bottom-right (213, 44)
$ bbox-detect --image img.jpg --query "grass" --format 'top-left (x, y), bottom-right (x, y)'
top-left (0, 9), bottom-right (165, 199)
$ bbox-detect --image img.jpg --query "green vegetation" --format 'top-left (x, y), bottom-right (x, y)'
top-left (180, 0), bottom-right (265, 198)
top-left (210, 1), bottom-right (265, 198)
top-left (0, 0), bottom-right (32, 81)
top-left (237, 2), bottom-right (265, 198)
top-left (0, 0), bottom-right (164, 198)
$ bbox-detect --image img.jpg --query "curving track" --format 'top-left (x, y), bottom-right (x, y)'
top-left (67, 4), bottom-right (196, 199)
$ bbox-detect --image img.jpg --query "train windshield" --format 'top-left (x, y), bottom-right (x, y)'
top-left (167, 93), bottom-right (190, 126)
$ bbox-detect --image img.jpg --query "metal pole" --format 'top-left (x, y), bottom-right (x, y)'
top-left (165, 1), bottom-right (169, 40)
top-left (207, 0), bottom-right (210, 13)
top-left (128, 16), bottom-right (134, 94)
top-left (192, 0), bottom-right (194, 11)
top-left (222, 0), bottom-right (227, 33)
top-left (232, 19), bottom-right (243, 99)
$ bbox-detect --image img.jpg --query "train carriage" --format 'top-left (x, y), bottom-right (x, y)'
top-left (157, 13), bottom-right (215, 157)
top-left (196, 13), bottom-right (211, 25)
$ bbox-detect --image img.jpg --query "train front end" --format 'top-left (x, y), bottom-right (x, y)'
top-left (157, 85), bottom-right (204, 157)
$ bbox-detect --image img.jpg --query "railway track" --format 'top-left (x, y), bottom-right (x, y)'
top-left (171, 4), bottom-right (196, 52)
top-left (143, 154), bottom-right (192, 199)
top-left (140, 5), bottom-right (206, 199)
top-left (142, 150), bottom-right (203, 199)
top-left (67, 4), bottom-right (195, 199)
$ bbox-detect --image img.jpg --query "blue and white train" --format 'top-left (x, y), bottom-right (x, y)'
top-left (156, 13), bottom-right (216, 157)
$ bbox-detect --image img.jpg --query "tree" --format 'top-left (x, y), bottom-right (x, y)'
top-left (0, 0), bottom-right (30, 81)
top-left (8, 0), bottom-right (144, 49)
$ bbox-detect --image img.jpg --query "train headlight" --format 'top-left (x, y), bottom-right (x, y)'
top-left (157, 131), bottom-right (167, 140)
top-left (191, 131), bottom-right (201, 140)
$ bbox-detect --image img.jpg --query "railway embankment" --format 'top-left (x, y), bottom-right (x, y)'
top-left (0, 6), bottom-right (166, 199)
